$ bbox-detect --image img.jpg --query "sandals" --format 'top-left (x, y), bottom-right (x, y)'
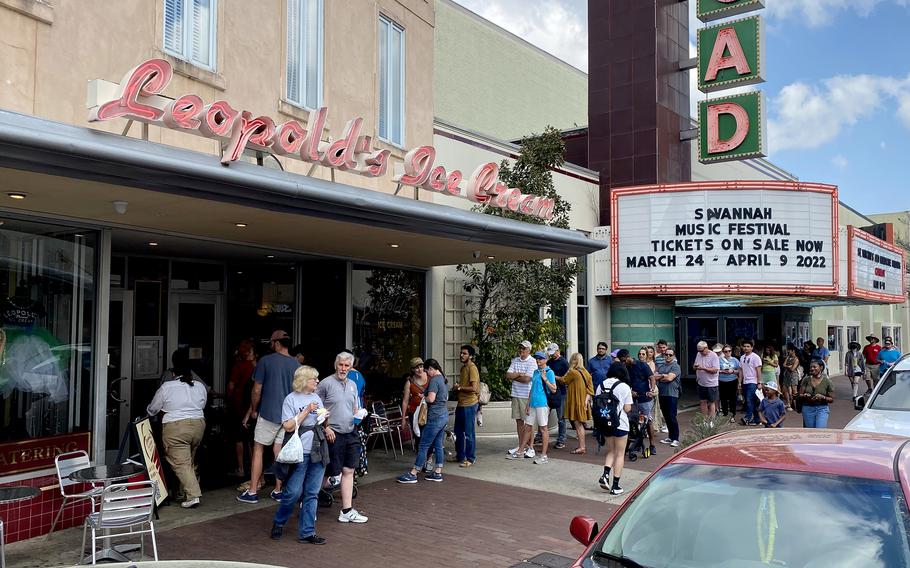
top-left (570, 448), bottom-right (587, 455)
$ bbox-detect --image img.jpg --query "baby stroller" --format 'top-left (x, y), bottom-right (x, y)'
top-left (317, 426), bottom-right (367, 508)
top-left (625, 403), bottom-right (652, 462)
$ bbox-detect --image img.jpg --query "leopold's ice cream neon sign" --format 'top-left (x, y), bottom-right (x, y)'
top-left (88, 59), bottom-right (554, 220)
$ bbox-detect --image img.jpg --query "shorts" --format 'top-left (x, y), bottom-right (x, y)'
top-left (253, 417), bottom-right (285, 446)
top-left (698, 385), bottom-right (719, 402)
top-left (636, 399), bottom-right (654, 420)
top-left (511, 397), bottom-right (529, 420)
top-left (326, 431), bottom-right (361, 477)
top-left (613, 429), bottom-right (629, 438)
top-left (524, 406), bottom-right (549, 427)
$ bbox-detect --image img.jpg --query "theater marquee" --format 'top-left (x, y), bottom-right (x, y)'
top-left (610, 181), bottom-right (839, 295)
top-left (847, 226), bottom-right (906, 303)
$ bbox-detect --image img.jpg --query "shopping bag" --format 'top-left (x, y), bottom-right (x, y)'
top-left (276, 423), bottom-right (304, 463)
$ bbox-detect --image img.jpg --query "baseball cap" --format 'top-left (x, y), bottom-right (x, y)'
top-left (533, 351), bottom-right (548, 360)
top-left (545, 342), bottom-right (559, 356)
top-left (519, 340), bottom-right (532, 350)
top-left (763, 380), bottom-right (779, 393)
top-left (410, 357), bottom-right (425, 368)
top-left (270, 330), bottom-right (290, 341)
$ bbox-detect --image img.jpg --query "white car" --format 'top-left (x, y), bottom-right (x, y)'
top-left (845, 354), bottom-right (910, 437)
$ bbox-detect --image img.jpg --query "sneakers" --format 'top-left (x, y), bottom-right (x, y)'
top-left (523, 448), bottom-right (536, 459)
top-left (181, 497), bottom-right (200, 509)
top-left (459, 460), bottom-right (475, 468)
top-left (299, 535), bottom-right (326, 545)
top-left (507, 446), bottom-right (520, 455)
top-left (670, 440), bottom-right (680, 448)
top-left (236, 491), bottom-right (258, 504)
top-left (554, 442), bottom-right (566, 449)
top-left (598, 473), bottom-right (610, 490)
top-left (533, 455), bottom-right (549, 464)
top-left (660, 426), bottom-right (669, 433)
top-left (425, 471), bottom-right (444, 482)
top-left (659, 437), bottom-right (673, 444)
top-left (610, 486), bottom-right (624, 495)
top-left (270, 524), bottom-right (283, 540)
top-left (649, 445), bottom-right (657, 456)
top-left (708, 420), bottom-right (715, 428)
top-left (269, 490), bottom-right (283, 502)
top-left (338, 508), bottom-right (368, 523)
top-left (505, 452), bottom-right (524, 460)
top-left (396, 472), bottom-right (418, 484)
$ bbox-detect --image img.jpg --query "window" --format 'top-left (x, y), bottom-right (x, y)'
top-left (163, 0), bottom-right (217, 71)
top-left (444, 278), bottom-right (474, 378)
top-left (577, 255), bottom-right (589, 358)
top-left (378, 15), bottom-right (405, 146)
top-left (286, 0), bottom-right (323, 109)
top-left (827, 326), bottom-right (842, 352)
top-left (847, 326), bottom-right (859, 346)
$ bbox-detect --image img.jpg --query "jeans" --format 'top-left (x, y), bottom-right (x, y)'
top-left (742, 383), bottom-right (759, 424)
top-left (454, 404), bottom-right (478, 463)
top-left (802, 404), bottom-right (830, 428)
top-left (556, 398), bottom-right (567, 444)
top-left (273, 454), bottom-right (326, 538)
top-left (658, 395), bottom-right (679, 442)
top-left (415, 413), bottom-right (447, 469)
top-left (718, 381), bottom-right (738, 416)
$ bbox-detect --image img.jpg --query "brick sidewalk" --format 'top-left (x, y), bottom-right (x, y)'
top-left (153, 476), bottom-right (615, 567)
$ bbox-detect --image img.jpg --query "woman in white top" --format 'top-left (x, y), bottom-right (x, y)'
top-left (147, 349), bottom-right (208, 509)
top-left (596, 376), bottom-right (633, 495)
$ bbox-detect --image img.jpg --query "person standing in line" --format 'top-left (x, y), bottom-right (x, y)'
top-left (545, 343), bottom-right (570, 450)
top-left (813, 337), bottom-right (831, 369)
top-left (693, 341), bottom-right (720, 426)
top-left (561, 353), bottom-right (594, 455)
top-left (798, 360), bottom-right (834, 428)
top-left (596, 373), bottom-right (634, 495)
top-left (508, 352), bottom-right (556, 464)
top-left (739, 340), bottom-right (763, 426)
top-left (717, 344), bottom-right (741, 422)
top-left (758, 381), bottom-right (786, 428)
top-left (654, 348), bottom-right (681, 448)
top-left (761, 345), bottom-right (779, 384)
top-left (645, 345), bottom-right (666, 434)
top-left (226, 339), bottom-right (256, 478)
top-left (270, 366), bottom-right (328, 545)
top-left (622, 349), bottom-right (657, 456)
top-left (654, 340), bottom-right (669, 433)
top-left (798, 341), bottom-right (816, 379)
top-left (147, 349), bottom-right (208, 509)
top-left (780, 344), bottom-right (800, 410)
top-left (342, 349), bottom-right (367, 409)
top-left (862, 334), bottom-right (882, 395)
top-left (397, 359), bottom-right (449, 483)
top-left (877, 337), bottom-right (902, 376)
top-left (506, 340), bottom-right (536, 459)
top-left (454, 345), bottom-right (480, 467)
top-left (238, 330), bottom-right (299, 504)
top-left (607, 349), bottom-right (631, 386)
top-left (588, 342), bottom-right (612, 388)
top-left (844, 341), bottom-right (866, 401)
top-left (318, 352), bottom-right (368, 523)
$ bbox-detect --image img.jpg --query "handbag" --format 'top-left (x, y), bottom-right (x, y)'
top-left (417, 400), bottom-right (428, 427)
top-left (276, 421), bottom-right (304, 463)
top-left (478, 382), bottom-right (491, 406)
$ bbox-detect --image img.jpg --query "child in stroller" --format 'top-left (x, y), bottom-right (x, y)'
top-left (625, 402), bottom-right (653, 462)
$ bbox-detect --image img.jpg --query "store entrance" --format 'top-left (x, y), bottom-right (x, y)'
top-left (167, 293), bottom-right (224, 389)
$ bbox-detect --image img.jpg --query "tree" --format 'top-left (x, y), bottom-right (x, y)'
top-left (458, 127), bottom-right (581, 400)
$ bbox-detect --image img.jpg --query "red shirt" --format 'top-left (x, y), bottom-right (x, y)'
top-left (862, 344), bottom-right (882, 365)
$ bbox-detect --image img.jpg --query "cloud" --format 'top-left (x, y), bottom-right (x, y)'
top-left (767, 74), bottom-right (910, 152)
top-left (832, 155), bottom-right (848, 170)
top-left (452, 0), bottom-right (587, 71)
top-left (764, 0), bottom-right (910, 27)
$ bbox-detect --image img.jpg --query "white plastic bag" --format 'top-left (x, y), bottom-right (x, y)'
top-left (276, 423), bottom-right (304, 463)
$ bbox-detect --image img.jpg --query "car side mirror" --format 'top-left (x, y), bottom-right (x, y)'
top-left (854, 396), bottom-right (865, 411)
top-left (569, 516), bottom-right (599, 546)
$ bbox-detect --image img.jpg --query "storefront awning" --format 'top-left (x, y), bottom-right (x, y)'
top-left (0, 110), bottom-right (604, 267)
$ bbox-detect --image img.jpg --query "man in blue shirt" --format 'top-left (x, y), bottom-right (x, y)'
top-left (877, 337), bottom-right (902, 374)
top-left (620, 348), bottom-right (657, 456)
top-left (813, 337), bottom-right (831, 370)
top-left (546, 343), bottom-right (569, 449)
top-left (508, 352), bottom-right (556, 464)
top-left (588, 342), bottom-right (611, 387)
top-left (342, 349), bottom-right (366, 408)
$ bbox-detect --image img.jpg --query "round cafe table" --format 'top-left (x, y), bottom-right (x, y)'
top-left (69, 463), bottom-right (147, 564)
top-left (0, 486), bottom-right (41, 568)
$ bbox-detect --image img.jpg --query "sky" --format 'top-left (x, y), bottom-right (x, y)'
top-left (451, 0), bottom-right (910, 215)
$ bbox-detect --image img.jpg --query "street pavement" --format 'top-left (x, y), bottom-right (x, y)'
top-left (7, 374), bottom-right (866, 567)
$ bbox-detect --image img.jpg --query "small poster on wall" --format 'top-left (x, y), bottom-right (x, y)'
top-left (134, 418), bottom-right (169, 506)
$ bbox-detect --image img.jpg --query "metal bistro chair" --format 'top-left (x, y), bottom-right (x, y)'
top-left (47, 450), bottom-right (102, 539)
top-left (368, 402), bottom-right (405, 458)
top-left (81, 480), bottom-right (158, 564)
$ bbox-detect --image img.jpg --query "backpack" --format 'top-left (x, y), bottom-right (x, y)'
top-left (592, 381), bottom-right (622, 445)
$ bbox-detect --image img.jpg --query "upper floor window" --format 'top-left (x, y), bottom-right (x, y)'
top-left (163, 0), bottom-right (217, 71)
top-left (378, 15), bottom-right (405, 146)
top-left (286, 0), bottom-right (324, 109)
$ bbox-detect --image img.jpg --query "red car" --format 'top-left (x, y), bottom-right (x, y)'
top-left (569, 429), bottom-right (910, 568)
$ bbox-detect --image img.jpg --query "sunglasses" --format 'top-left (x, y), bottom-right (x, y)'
top-left (723, 349), bottom-right (732, 352)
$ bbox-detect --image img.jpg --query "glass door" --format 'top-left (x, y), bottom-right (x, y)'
top-left (685, 317), bottom-right (719, 376)
top-left (106, 289), bottom-right (134, 459)
top-left (167, 293), bottom-right (224, 390)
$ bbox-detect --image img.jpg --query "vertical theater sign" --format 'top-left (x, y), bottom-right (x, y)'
top-left (697, 0), bottom-right (767, 163)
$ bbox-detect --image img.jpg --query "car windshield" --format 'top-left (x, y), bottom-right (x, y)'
top-left (870, 370), bottom-right (910, 411)
top-left (589, 464), bottom-right (910, 568)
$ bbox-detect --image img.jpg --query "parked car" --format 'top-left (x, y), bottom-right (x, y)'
top-left (846, 354), bottom-right (910, 437)
top-left (569, 429), bottom-right (910, 568)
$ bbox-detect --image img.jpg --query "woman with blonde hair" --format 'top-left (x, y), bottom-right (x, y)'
top-left (559, 353), bottom-right (595, 454)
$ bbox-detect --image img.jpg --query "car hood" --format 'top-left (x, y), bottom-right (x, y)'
top-left (845, 408), bottom-right (910, 438)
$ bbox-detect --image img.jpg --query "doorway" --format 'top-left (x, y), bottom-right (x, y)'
top-left (167, 293), bottom-right (224, 390)
top-left (105, 289), bottom-right (134, 460)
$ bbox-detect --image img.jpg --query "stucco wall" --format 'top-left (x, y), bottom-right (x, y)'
top-left (0, 0), bottom-right (435, 196)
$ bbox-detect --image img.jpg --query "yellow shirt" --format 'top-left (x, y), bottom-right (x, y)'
top-left (458, 361), bottom-right (480, 407)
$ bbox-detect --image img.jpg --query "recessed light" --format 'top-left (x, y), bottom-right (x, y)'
top-left (266, 254), bottom-right (275, 259)
top-left (148, 242), bottom-right (158, 247)
top-left (487, 256), bottom-right (495, 260)
top-left (0, 221), bottom-right (6, 226)
top-left (236, 271), bottom-right (243, 275)
top-left (235, 222), bottom-right (248, 228)
top-left (7, 192), bottom-right (27, 200)
top-left (388, 243), bottom-right (400, 248)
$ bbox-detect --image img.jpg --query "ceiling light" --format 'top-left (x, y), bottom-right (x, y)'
top-left (388, 243), bottom-right (400, 248)
top-left (148, 241), bottom-right (158, 247)
top-left (266, 254), bottom-right (275, 259)
top-left (7, 192), bottom-right (27, 200)
top-left (487, 256), bottom-right (495, 260)
top-left (235, 222), bottom-right (247, 228)
top-left (236, 271), bottom-right (243, 275)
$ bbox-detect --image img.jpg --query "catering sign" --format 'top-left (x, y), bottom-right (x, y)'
top-left (847, 226), bottom-right (906, 303)
top-left (610, 181), bottom-right (839, 295)
top-left (86, 59), bottom-right (554, 220)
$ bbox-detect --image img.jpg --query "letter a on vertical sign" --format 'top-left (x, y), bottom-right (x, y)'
top-left (698, 91), bottom-right (766, 163)
top-left (697, 0), bottom-right (765, 23)
top-left (698, 16), bottom-right (764, 93)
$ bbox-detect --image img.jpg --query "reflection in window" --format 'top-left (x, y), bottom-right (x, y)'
top-left (870, 370), bottom-right (910, 411)
top-left (0, 225), bottom-right (95, 442)
top-left (352, 266), bottom-right (424, 403)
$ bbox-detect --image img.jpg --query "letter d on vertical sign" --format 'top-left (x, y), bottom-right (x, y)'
top-left (698, 91), bottom-right (766, 164)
